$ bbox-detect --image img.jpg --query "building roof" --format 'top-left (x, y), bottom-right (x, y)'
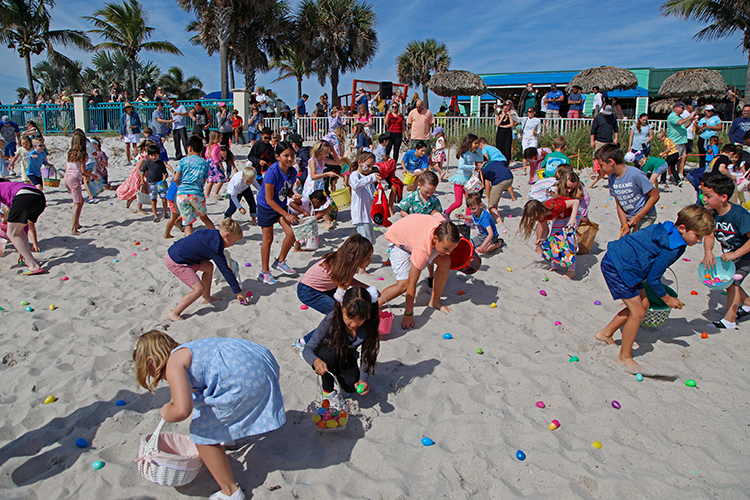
top-left (603, 86), bottom-right (649, 98)
top-left (480, 72), bottom-right (579, 88)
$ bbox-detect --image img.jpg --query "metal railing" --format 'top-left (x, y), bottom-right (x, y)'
top-left (0, 103), bottom-right (74, 134)
top-left (86, 99), bottom-right (234, 134)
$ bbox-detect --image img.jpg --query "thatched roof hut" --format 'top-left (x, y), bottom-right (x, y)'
top-left (566, 66), bottom-right (638, 94)
top-left (658, 69), bottom-right (728, 99)
top-left (428, 70), bottom-right (487, 97)
top-left (649, 99), bottom-right (677, 113)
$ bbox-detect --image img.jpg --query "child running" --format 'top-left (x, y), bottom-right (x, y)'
top-left (349, 151), bottom-right (380, 243)
top-left (595, 205), bottom-right (713, 372)
top-left (141, 144), bottom-right (170, 222)
top-left (465, 193), bottom-right (504, 254)
top-left (163, 180), bottom-right (182, 239)
top-left (174, 136), bottom-right (215, 236)
top-left (257, 141), bottom-right (298, 285)
top-left (204, 131), bottom-right (226, 199)
top-left (165, 217), bottom-right (245, 321)
top-left (26, 138), bottom-right (52, 189)
top-left (133, 330), bottom-right (285, 500)
top-left (302, 286), bottom-right (380, 405)
top-left (445, 134), bottom-right (483, 218)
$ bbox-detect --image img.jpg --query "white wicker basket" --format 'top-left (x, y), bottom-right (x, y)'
top-left (135, 419), bottom-right (203, 487)
top-left (292, 216), bottom-right (319, 241)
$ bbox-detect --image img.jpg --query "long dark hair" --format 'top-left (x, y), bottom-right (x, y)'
top-left (325, 287), bottom-right (380, 375)
top-left (456, 133), bottom-right (478, 159)
top-left (635, 113), bottom-right (647, 133)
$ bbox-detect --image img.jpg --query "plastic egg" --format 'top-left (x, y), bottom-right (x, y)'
top-left (542, 276), bottom-right (549, 282)
top-left (317, 407), bottom-right (326, 415)
top-left (246, 291), bottom-right (252, 297)
top-left (443, 333), bottom-right (453, 339)
top-left (635, 373), bottom-right (643, 382)
top-left (300, 305), bottom-right (309, 310)
top-left (569, 356), bottom-right (579, 362)
top-left (421, 437), bottom-right (435, 446)
top-left (490, 303), bottom-right (497, 308)
top-left (701, 332), bottom-right (708, 339)
top-left (690, 290), bottom-right (698, 295)
top-left (554, 321), bottom-right (562, 326)
top-left (115, 400), bottom-right (126, 406)
top-left (44, 395), bottom-right (56, 404)
top-left (516, 450), bottom-right (526, 461)
top-left (356, 384), bottom-right (366, 394)
top-left (506, 267), bottom-right (512, 272)
top-left (591, 441), bottom-right (602, 449)
top-left (20, 300), bottom-right (29, 306)
top-left (322, 411), bottom-right (331, 421)
top-left (535, 401), bottom-right (545, 409)
top-left (76, 438), bottom-right (89, 448)
top-left (339, 410), bottom-right (348, 419)
top-left (134, 242), bottom-right (140, 245)
top-left (131, 253), bottom-right (137, 256)
top-left (476, 348), bottom-right (484, 355)
top-left (734, 274), bottom-right (743, 281)
top-left (594, 301), bottom-right (601, 305)
top-left (457, 291), bottom-right (466, 295)
top-left (312, 414), bottom-right (321, 423)
top-left (92, 460), bottom-right (105, 470)
top-left (338, 417), bottom-right (348, 426)
top-left (685, 379), bottom-right (697, 387)
top-left (539, 290), bottom-right (547, 296)
top-left (321, 399), bottom-right (330, 409)
top-left (548, 422), bottom-right (558, 431)
top-left (49, 304), bottom-right (56, 310)
top-left (704, 274), bottom-right (711, 279)
top-left (611, 400), bottom-right (621, 409)
top-left (317, 420), bottom-right (326, 428)
top-left (326, 420), bottom-right (338, 428)
top-left (113, 259), bottom-right (118, 263)
top-left (60, 276), bottom-right (69, 281)
top-left (25, 306), bottom-right (33, 312)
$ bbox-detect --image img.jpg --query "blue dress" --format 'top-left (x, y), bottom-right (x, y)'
top-left (172, 338), bottom-right (286, 445)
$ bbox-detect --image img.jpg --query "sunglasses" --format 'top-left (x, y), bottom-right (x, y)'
top-left (261, 136), bottom-right (271, 140)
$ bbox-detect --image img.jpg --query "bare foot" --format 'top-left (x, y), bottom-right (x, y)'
top-left (164, 233), bottom-right (174, 239)
top-left (167, 312), bottom-right (184, 322)
top-left (135, 210), bottom-right (147, 215)
top-left (594, 330), bottom-right (616, 345)
top-left (617, 356), bottom-right (645, 373)
top-left (429, 300), bottom-right (451, 314)
top-left (126, 199), bottom-right (133, 209)
top-left (201, 296), bottom-right (222, 304)
top-left (71, 230), bottom-right (81, 236)
top-left (324, 222), bottom-right (335, 230)
top-left (564, 270), bottom-right (576, 279)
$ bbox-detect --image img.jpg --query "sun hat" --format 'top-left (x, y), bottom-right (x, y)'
top-left (218, 102), bottom-right (226, 107)
top-left (432, 126), bottom-right (444, 136)
top-left (705, 104), bottom-right (715, 111)
top-left (602, 105), bottom-right (613, 115)
top-left (123, 102), bottom-right (134, 109)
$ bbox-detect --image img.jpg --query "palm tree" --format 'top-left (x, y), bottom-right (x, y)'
top-left (32, 59), bottom-right (83, 97)
top-left (85, 0), bottom-right (182, 97)
top-left (296, 0), bottom-right (378, 106)
top-left (0, 0), bottom-right (91, 103)
top-left (159, 66), bottom-right (204, 100)
top-left (396, 39), bottom-right (450, 109)
top-left (270, 48), bottom-right (311, 100)
top-left (661, 0), bottom-right (750, 99)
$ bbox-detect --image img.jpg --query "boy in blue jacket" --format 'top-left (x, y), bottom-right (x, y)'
top-left (595, 205), bottom-right (714, 373)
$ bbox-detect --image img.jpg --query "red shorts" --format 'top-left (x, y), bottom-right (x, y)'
top-left (168, 200), bottom-right (178, 216)
top-left (165, 253), bottom-right (203, 288)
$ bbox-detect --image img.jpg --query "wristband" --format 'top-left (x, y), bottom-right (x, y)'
top-left (404, 312), bottom-right (414, 316)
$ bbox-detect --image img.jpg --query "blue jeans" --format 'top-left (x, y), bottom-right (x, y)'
top-left (297, 282), bottom-right (336, 342)
top-left (688, 167), bottom-right (705, 202)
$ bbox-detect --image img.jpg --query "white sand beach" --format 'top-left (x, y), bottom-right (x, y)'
top-left (1, 136), bottom-right (749, 499)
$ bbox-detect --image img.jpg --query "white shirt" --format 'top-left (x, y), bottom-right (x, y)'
top-left (226, 170), bottom-right (259, 209)
top-left (349, 170), bottom-right (378, 225)
top-left (681, 110), bottom-right (695, 140)
top-left (593, 93), bottom-right (603, 108)
top-left (170, 104), bottom-right (187, 130)
top-left (256, 93), bottom-right (267, 110)
top-left (288, 196), bottom-right (312, 216)
top-left (522, 117), bottom-right (541, 139)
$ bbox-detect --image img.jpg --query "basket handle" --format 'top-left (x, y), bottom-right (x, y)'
top-left (665, 266), bottom-right (678, 297)
top-left (144, 418), bottom-right (166, 455)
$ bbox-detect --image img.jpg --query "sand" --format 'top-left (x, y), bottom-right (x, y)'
top-left (1, 136), bottom-right (749, 499)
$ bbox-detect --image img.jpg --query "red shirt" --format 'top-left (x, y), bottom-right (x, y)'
top-left (232, 116), bottom-right (242, 128)
top-left (543, 196), bottom-right (573, 221)
top-left (386, 114), bottom-right (405, 133)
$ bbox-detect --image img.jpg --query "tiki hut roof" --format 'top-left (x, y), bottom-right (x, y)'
top-left (565, 66), bottom-right (638, 94)
top-left (649, 99), bottom-right (677, 113)
top-left (428, 70), bottom-right (487, 97)
top-left (658, 69), bottom-right (728, 99)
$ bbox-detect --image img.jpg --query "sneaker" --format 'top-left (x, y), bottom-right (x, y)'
top-left (257, 271), bottom-right (277, 285)
top-left (209, 487), bottom-right (245, 500)
top-left (708, 320), bottom-right (737, 330)
top-left (737, 307), bottom-right (750, 321)
top-left (272, 259), bottom-right (296, 275)
top-left (322, 389), bottom-right (344, 410)
top-left (291, 337), bottom-right (306, 359)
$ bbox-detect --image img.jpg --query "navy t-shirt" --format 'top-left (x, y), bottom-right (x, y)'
top-left (714, 203), bottom-right (750, 255)
top-left (482, 161), bottom-right (513, 185)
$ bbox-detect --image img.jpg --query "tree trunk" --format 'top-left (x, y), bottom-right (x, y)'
top-left (215, 3), bottom-right (232, 99)
top-left (244, 68), bottom-right (256, 90)
top-left (745, 53), bottom-right (750, 102)
top-left (230, 60), bottom-right (235, 90)
top-left (422, 83), bottom-right (429, 109)
top-left (130, 59), bottom-right (137, 98)
top-left (297, 76), bottom-right (302, 101)
top-left (219, 41), bottom-right (229, 99)
top-left (24, 54), bottom-right (36, 104)
top-left (331, 68), bottom-right (339, 108)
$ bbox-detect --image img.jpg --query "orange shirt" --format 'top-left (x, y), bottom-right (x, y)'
top-left (407, 108), bottom-right (434, 140)
top-left (384, 213), bottom-right (444, 269)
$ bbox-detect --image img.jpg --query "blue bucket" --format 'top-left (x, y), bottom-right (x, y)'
top-left (698, 259), bottom-right (736, 291)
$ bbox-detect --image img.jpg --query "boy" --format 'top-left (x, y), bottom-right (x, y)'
top-left (225, 166), bottom-right (259, 224)
top-left (288, 133), bottom-right (311, 191)
top-left (374, 133), bottom-right (389, 163)
top-left (701, 175), bottom-right (750, 329)
top-left (539, 136), bottom-right (569, 178)
top-left (402, 141), bottom-right (430, 192)
top-left (397, 170), bottom-right (442, 217)
top-left (478, 138), bottom-right (516, 222)
top-left (705, 135), bottom-right (719, 165)
top-left (173, 136), bottom-right (215, 236)
top-left (27, 138), bottom-right (52, 189)
top-left (248, 127), bottom-right (275, 176)
top-left (630, 151), bottom-right (668, 190)
top-left (144, 126), bottom-right (170, 163)
top-left (595, 205), bottom-right (714, 372)
top-left (141, 144), bottom-right (170, 222)
top-left (595, 143), bottom-right (659, 234)
top-left (465, 193), bottom-right (504, 254)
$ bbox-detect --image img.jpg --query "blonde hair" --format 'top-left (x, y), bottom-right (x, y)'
top-left (555, 171), bottom-right (583, 199)
top-left (32, 137), bottom-right (44, 146)
top-left (657, 129), bottom-right (667, 139)
top-left (241, 166), bottom-right (257, 183)
top-left (132, 330), bottom-right (179, 393)
top-left (219, 217), bottom-right (243, 239)
top-left (208, 131), bottom-right (221, 149)
top-left (552, 136), bottom-right (566, 150)
top-left (311, 140), bottom-right (331, 159)
top-left (675, 205), bottom-right (715, 236)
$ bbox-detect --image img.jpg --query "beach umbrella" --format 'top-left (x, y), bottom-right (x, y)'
top-left (428, 70), bottom-right (488, 97)
top-left (565, 66), bottom-right (638, 94)
top-left (658, 69), bottom-right (728, 100)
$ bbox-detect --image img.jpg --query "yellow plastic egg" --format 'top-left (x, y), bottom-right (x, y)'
top-left (506, 267), bottom-right (512, 272)
top-left (326, 420), bottom-right (338, 428)
top-left (490, 303), bottom-right (497, 308)
top-left (49, 304), bottom-right (56, 310)
top-left (312, 415), bottom-right (321, 423)
top-left (548, 422), bottom-right (558, 430)
top-left (44, 395), bottom-right (56, 404)
top-left (591, 441), bottom-right (602, 449)
top-left (338, 417), bottom-right (347, 426)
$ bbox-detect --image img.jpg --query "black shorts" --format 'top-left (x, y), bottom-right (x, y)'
top-left (257, 204), bottom-right (281, 228)
top-left (8, 190), bottom-right (46, 223)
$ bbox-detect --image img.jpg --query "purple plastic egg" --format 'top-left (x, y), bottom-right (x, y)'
top-left (611, 400), bottom-right (621, 409)
top-left (594, 300), bottom-right (601, 305)
top-left (540, 290), bottom-right (547, 297)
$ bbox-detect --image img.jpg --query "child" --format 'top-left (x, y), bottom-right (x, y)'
top-left (270, 132), bottom-right (281, 147)
top-left (288, 191), bottom-right (327, 252)
top-left (373, 133), bottom-right (389, 163)
top-left (302, 286), bottom-right (380, 405)
top-left (431, 126), bottom-right (447, 181)
top-left (528, 163), bottom-right (574, 202)
top-left (381, 215), bottom-right (460, 329)
top-left (90, 137), bottom-right (112, 190)
top-left (349, 151), bottom-right (380, 243)
top-left (525, 146), bottom-right (552, 185)
top-left (539, 136), bottom-right (570, 178)
top-left (8, 136), bottom-right (32, 182)
top-left (595, 144), bottom-right (659, 235)
top-left (248, 127), bottom-right (275, 175)
top-left (204, 131), bottom-right (226, 199)
top-left (225, 166), bottom-right (258, 223)
top-left (165, 217), bottom-right (245, 321)
top-left (163, 180), bottom-right (182, 239)
top-left (257, 141), bottom-right (298, 285)
top-left (595, 205), bottom-right (714, 372)
top-left (279, 107), bottom-right (296, 141)
top-left (116, 140), bottom-right (149, 214)
top-left (141, 144), bottom-right (170, 222)
top-left (174, 136), bottom-right (215, 236)
top-left (465, 193), bottom-right (504, 254)
top-left (701, 175), bottom-right (750, 329)
top-left (27, 138), bottom-right (52, 189)
top-left (144, 126), bottom-right (169, 163)
top-left (478, 139), bottom-right (516, 222)
top-left (133, 330), bottom-right (285, 500)
top-left (0, 141), bottom-right (9, 178)
top-left (401, 141), bottom-right (430, 192)
top-left (63, 138), bottom-right (91, 235)
top-left (302, 140), bottom-right (342, 230)
top-left (220, 145), bottom-right (238, 179)
top-left (445, 134), bottom-right (483, 217)
top-left (705, 136), bottom-right (719, 165)
top-left (656, 129), bottom-right (681, 185)
top-left (397, 170), bottom-right (442, 217)
top-left (353, 123), bottom-right (369, 152)
top-left (519, 196), bottom-right (580, 278)
top-left (0, 179), bottom-right (46, 273)
top-left (631, 151), bottom-right (669, 190)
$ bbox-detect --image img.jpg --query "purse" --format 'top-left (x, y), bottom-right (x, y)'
top-left (464, 170), bottom-right (484, 194)
top-left (540, 227), bottom-right (578, 269)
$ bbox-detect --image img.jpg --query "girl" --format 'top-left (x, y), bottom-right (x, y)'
top-left (73, 129), bottom-right (98, 203)
top-left (220, 145), bottom-right (238, 180)
top-left (356, 102), bottom-right (373, 137)
top-left (204, 131), bottom-right (226, 199)
top-left (353, 123), bottom-right (369, 153)
top-left (302, 286), bottom-right (380, 405)
top-left (349, 151), bottom-right (380, 243)
top-left (116, 140), bottom-right (150, 214)
top-left (384, 102), bottom-right (405, 163)
top-left (381, 215), bottom-right (461, 329)
top-left (20, 120), bottom-right (42, 140)
top-left (133, 330), bottom-right (285, 500)
top-left (90, 137), bottom-right (112, 190)
top-left (165, 217), bottom-right (245, 321)
top-left (257, 141), bottom-right (299, 285)
top-left (302, 140), bottom-right (342, 230)
top-left (7, 136), bottom-right (32, 182)
top-left (63, 135), bottom-right (91, 235)
top-left (629, 113), bottom-right (653, 157)
top-left (0, 179), bottom-right (46, 274)
top-left (519, 196), bottom-right (580, 278)
top-left (431, 127), bottom-right (447, 181)
top-left (279, 107), bottom-right (296, 141)
top-left (246, 105), bottom-right (263, 147)
top-left (445, 134), bottom-right (483, 217)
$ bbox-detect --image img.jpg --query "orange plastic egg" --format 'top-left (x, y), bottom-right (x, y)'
top-left (321, 399), bottom-right (330, 409)
top-left (317, 420), bottom-right (326, 428)
top-left (339, 410), bottom-right (347, 419)
top-left (701, 332), bottom-right (708, 339)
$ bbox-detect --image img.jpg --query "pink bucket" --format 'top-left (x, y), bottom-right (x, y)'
top-left (379, 310), bottom-right (394, 335)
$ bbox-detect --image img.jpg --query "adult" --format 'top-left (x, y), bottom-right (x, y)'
top-left (247, 104), bottom-right (263, 147)
top-left (265, 90), bottom-right (278, 117)
top-left (728, 104), bottom-right (750, 145)
top-left (697, 104), bottom-right (722, 169)
top-left (628, 113), bottom-right (653, 156)
top-left (355, 87), bottom-right (368, 111)
top-left (232, 109), bottom-right (245, 145)
top-left (612, 97), bottom-right (624, 119)
top-left (682, 100), bottom-right (697, 154)
top-left (255, 87), bottom-right (268, 117)
top-left (567, 86), bottom-right (583, 118)
top-left (119, 102), bottom-right (141, 165)
top-left (151, 100), bottom-right (171, 141)
top-left (296, 93), bottom-right (309, 117)
top-left (189, 101), bottom-right (212, 142)
top-left (666, 101), bottom-right (697, 180)
top-left (89, 89), bottom-right (103, 105)
top-left (169, 97), bottom-right (189, 160)
top-left (519, 83), bottom-right (537, 114)
top-left (494, 101), bottom-right (516, 162)
top-left (520, 106), bottom-right (542, 154)
top-left (0, 180), bottom-right (45, 274)
top-left (407, 99), bottom-right (434, 155)
top-left (590, 105), bottom-right (619, 153)
top-left (0, 115), bottom-right (21, 157)
top-left (543, 84), bottom-right (564, 119)
top-left (385, 102), bottom-right (406, 163)
top-left (313, 95), bottom-right (327, 117)
top-left (592, 86), bottom-right (604, 116)
top-left (216, 102), bottom-right (233, 146)
top-left (328, 106), bottom-right (345, 132)
top-left (154, 86), bottom-right (168, 101)
top-left (135, 89), bottom-right (149, 102)
top-left (355, 103), bottom-right (373, 137)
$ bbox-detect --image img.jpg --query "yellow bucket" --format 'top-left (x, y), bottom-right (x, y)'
top-left (330, 187), bottom-right (351, 208)
top-left (537, 170), bottom-right (545, 180)
top-left (404, 172), bottom-right (417, 185)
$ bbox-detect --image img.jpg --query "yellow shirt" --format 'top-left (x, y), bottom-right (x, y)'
top-left (663, 138), bottom-right (678, 156)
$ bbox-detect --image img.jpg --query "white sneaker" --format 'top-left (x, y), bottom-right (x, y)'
top-left (322, 389), bottom-right (344, 410)
top-left (209, 487), bottom-right (245, 500)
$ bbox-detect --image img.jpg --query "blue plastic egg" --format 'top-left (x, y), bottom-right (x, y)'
top-left (635, 373), bottom-right (643, 382)
top-left (92, 460), bottom-right (104, 470)
top-left (115, 400), bottom-right (126, 406)
top-left (443, 333), bottom-right (452, 339)
top-left (76, 438), bottom-right (88, 448)
top-left (516, 450), bottom-right (526, 461)
top-left (421, 437), bottom-right (435, 446)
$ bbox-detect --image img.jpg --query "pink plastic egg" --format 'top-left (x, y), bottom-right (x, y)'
top-left (539, 290), bottom-right (547, 297)
top-left (60, 276), bottom-right (69, 281)
top-left (300, 305), bottom-right (309, 310)
top-left (734, 274), bottom-right (743, 281)
top-left (554, 321), bottom-right (562, 326)
top-left (536, 401), bottom-right (545, 408)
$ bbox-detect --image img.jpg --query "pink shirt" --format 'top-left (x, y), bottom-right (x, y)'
top-left (65, 161), bottom-right (83, 180)
top-left (384, 213), bottom-right (444, 269)
top-left (300, 260), bottom-right (337, 291)
top-left (407, 108), bottom-right (434, 140)
top-left (205, 143), bottom-right (221, 163)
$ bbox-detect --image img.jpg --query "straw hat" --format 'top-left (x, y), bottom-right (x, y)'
top-left (123, 101), bottom-right (134, 109)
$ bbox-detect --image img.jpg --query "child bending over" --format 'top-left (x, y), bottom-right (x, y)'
top-left (519, 195), bottom-right (580, 278)
top-left (465, 193), bottom-right (504, 254)
top-left (224, 166), bottom-right (258, 224)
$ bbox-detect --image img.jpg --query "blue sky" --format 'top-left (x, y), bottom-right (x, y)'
top-left (0, 0), bottom-right (746, 109)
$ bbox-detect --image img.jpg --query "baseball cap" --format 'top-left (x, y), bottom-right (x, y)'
top-left (288, 133), bottom-right (303, 146)
top-left (139, 89), bottom-right (145, 94)
top-left (704, 104), bottom-right (715, 111)
top-left (1, 115), bottom-right (9, 123)
top-left (602, 105), bottom-right (613, 115)
top-left (431, 126), bottom-right (444, 136)
top-left (674, 101), bottom-right (686, 108)
top-left (218, 101), bottom-right (226, 107)
top-left (691, 100), bottom-right (699, 107)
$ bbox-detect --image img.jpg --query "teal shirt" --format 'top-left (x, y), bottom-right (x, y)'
top-left (175, 155), bottom-right (209, 196)
top-left (667, 112), bottom-right (687, 145)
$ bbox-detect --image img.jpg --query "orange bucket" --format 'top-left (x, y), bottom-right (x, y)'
top-left (449, 238), bottom-right (481, 274)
